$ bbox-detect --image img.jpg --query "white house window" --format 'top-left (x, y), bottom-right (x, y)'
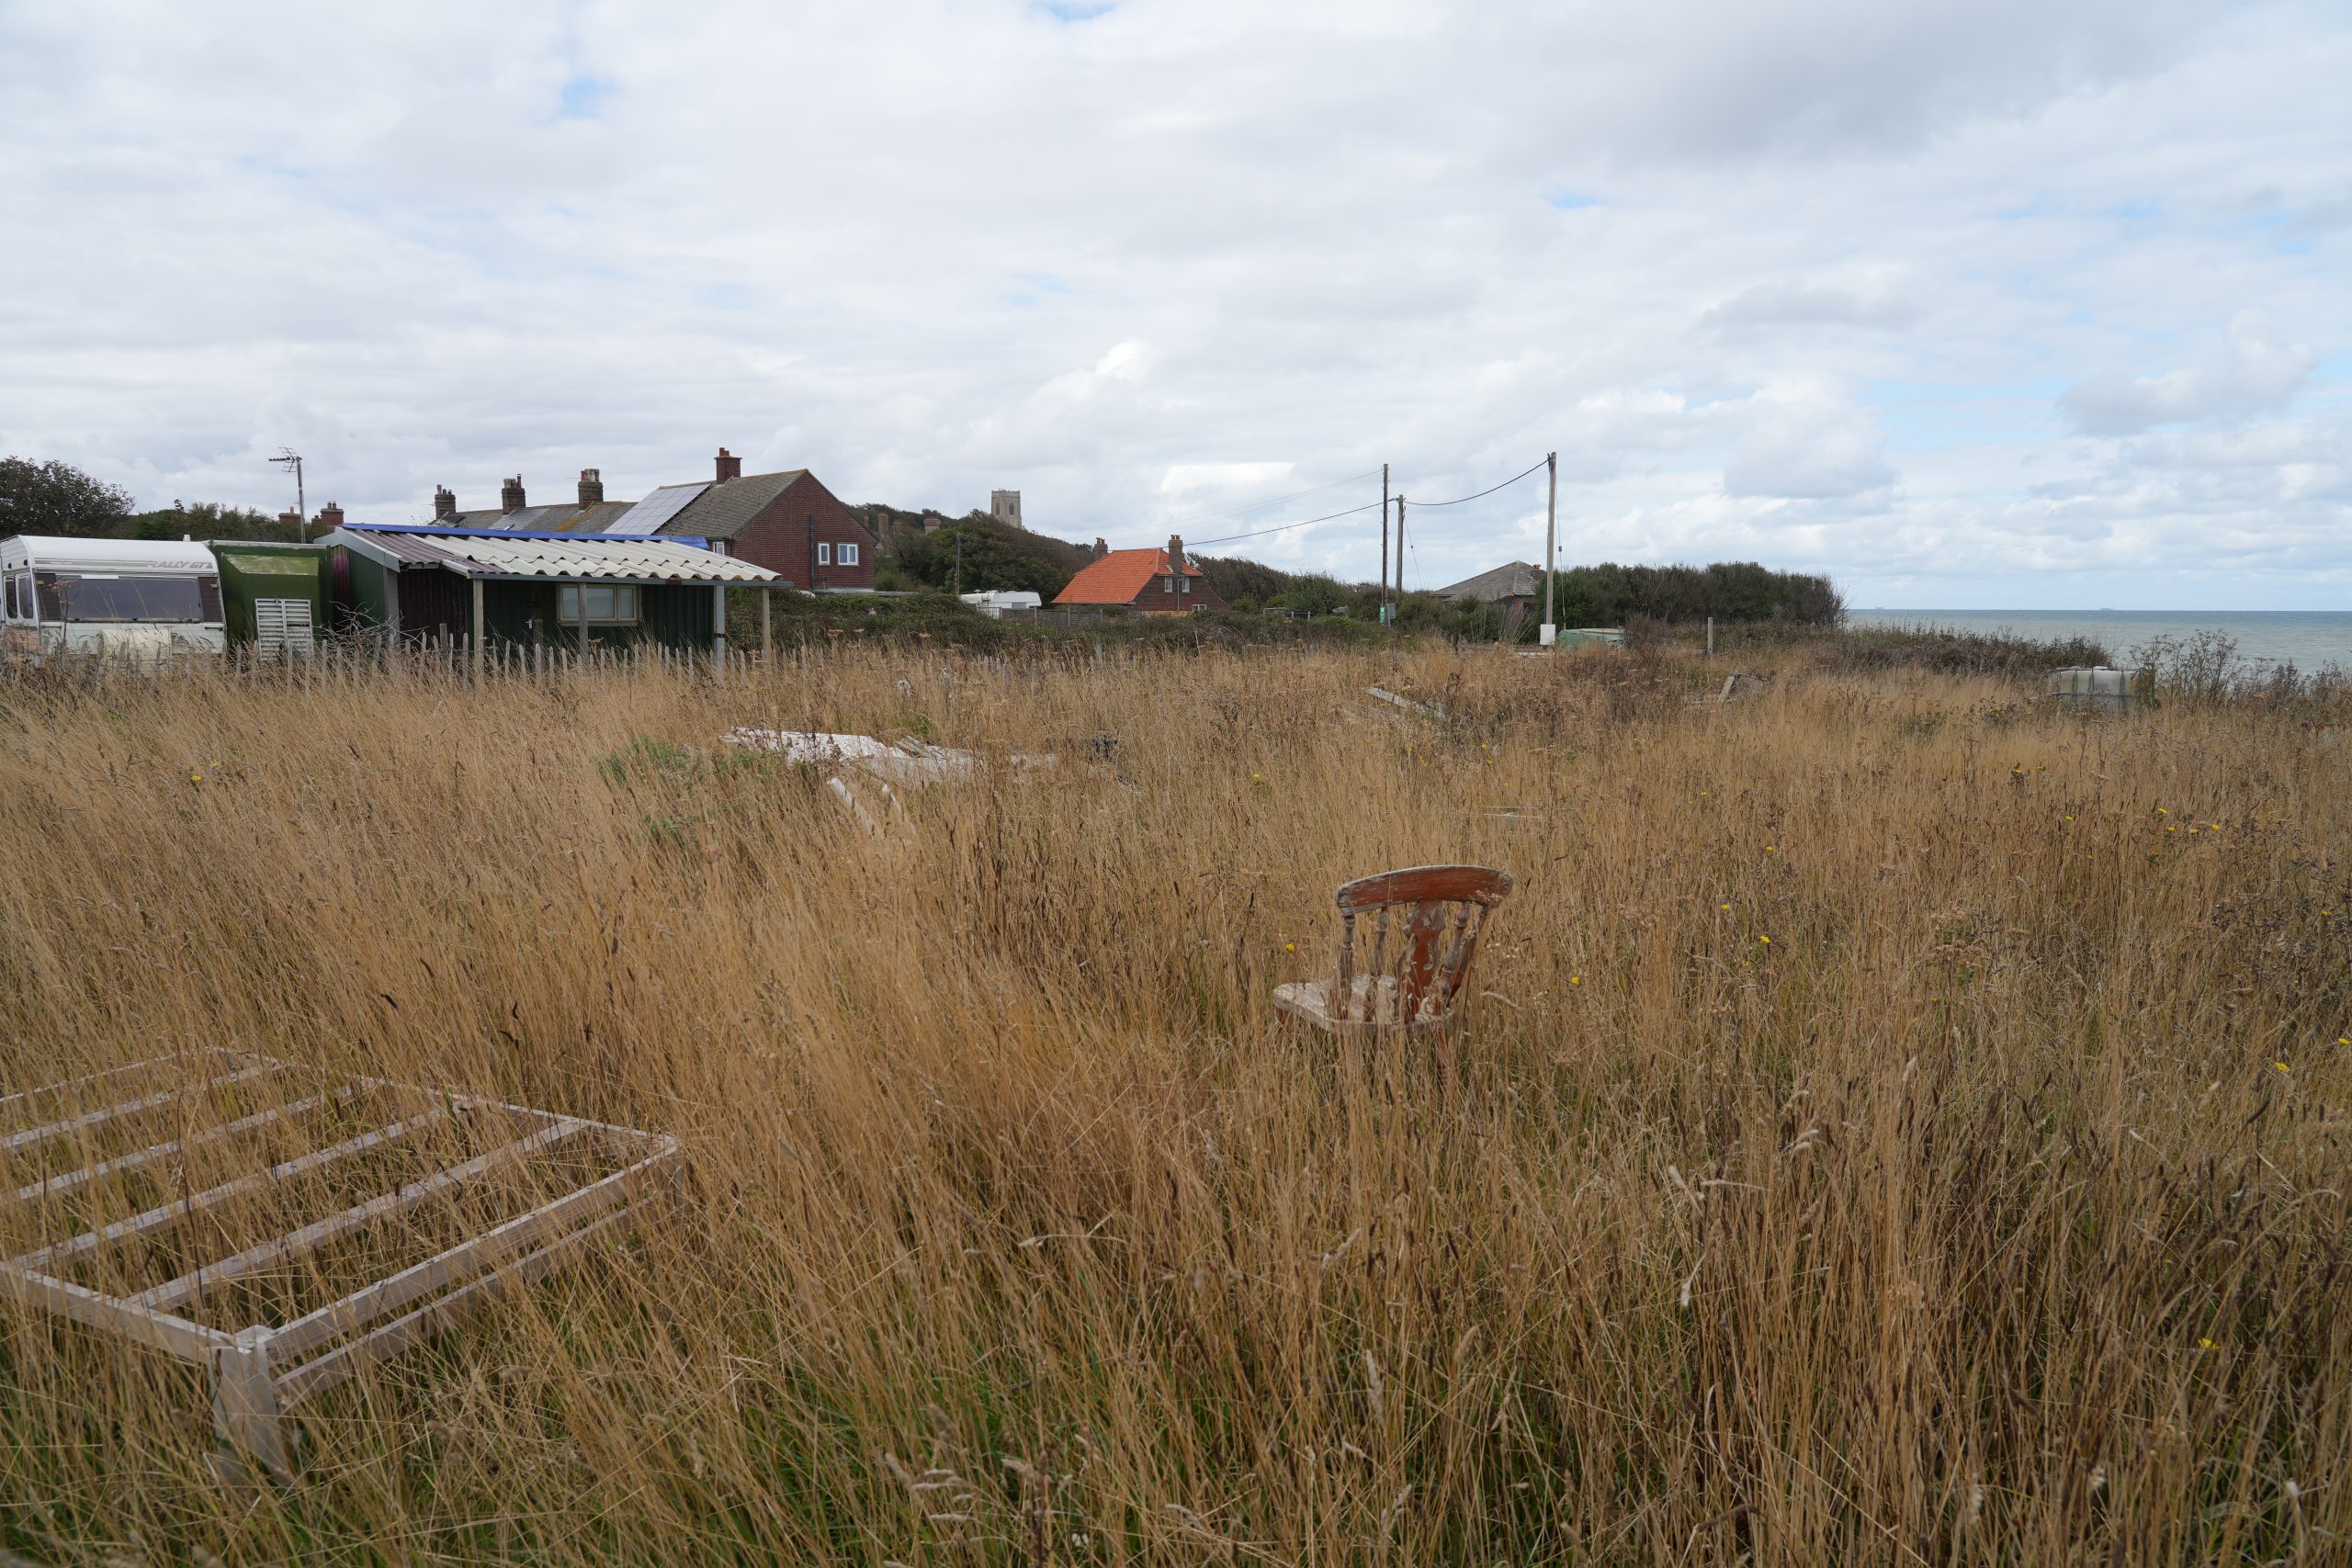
top-left (560, 583), bottom-right (640, 625)
top-left (817, 543), bottom-right (832, 566)
top-left (1163, 574), bottom-right (1175, 592)
top-left (1181, 576), bottom-right (1191, 593)
top-left (837, 542), bottom-right (859, 566)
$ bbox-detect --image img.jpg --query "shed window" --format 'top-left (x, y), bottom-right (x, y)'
top-left (559, 583), bottom-right (640, 625)
top-left (837, 542), bottom-right (858, 566)
top-left (816, 543), bottom-right (832, 566)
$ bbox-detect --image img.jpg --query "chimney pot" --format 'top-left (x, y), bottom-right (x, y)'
top-left (1167, 534), bottom-right (1185, 571)
top-left (316, 502), bottom-right (345, 532)
top-left (1094, 537), bottom-right (1108, 558)
top-left (501, 475), bottom-right (526, 514)
top-left (715, 446), bottom-right (741, 483)
top-left (434, 485), bottom-right (458, 521)
top-left (578, 467), bottom-right (604, 506)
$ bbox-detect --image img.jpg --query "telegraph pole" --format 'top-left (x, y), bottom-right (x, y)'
top-left (1394, 496), bottom-right (1405, 601)
top-left (1541, 451), bottom-right (1557, 647)
top-left (1379, 462), bottom-right (1390, 626)
top-left (271, 449), bottom-right (305, 541)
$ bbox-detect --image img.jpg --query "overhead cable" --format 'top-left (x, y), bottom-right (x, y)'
top-left (1408, 457), bottom-right (1549, 509)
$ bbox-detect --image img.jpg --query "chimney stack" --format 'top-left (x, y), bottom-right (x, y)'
top-left (1094, 537), bottom-right (1108, 558)
top-left (1167, 534), bottom-right (1185, 571)
top-left (715, 446), bottom-right (741, 483)
top-left (434, 485), bottom-right (458, 522)
top-left (315, 502), bottom-right (345, 533)
top-left (579, 468), bottom-right (604, 506)
top-left (501, 475), bottom-right (526, 513)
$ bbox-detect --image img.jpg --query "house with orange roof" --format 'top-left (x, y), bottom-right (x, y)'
top-left (1052, 535), bottom-right (1227, 615)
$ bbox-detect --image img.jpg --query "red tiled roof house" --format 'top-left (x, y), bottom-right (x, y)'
top-left (1052, 535), bottom-right (1225, 614)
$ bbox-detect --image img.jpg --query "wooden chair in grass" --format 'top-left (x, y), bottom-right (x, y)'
top-left (1274, 864), bottom-right (1514, 1071)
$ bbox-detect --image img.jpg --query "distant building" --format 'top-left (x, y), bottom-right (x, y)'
top-left (1435, 560), bottom-right (1543, 615)
top-left (989, 490), bottom-right (1023, 529)
top-left (1052, 536), bottom-right (1225, 615)
top-left (421, 448), bottom-right (879, 592)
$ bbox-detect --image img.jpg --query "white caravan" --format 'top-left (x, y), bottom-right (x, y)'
top-left (0, 536), bottom-right (226, 662)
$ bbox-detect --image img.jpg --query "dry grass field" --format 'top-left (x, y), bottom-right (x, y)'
top-left (1, 643), bottom-right (2348, 1564)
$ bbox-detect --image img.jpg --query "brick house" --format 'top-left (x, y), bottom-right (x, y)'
top-left (1052, 535), bottom-right (1225, 614)
top-left (649, 449), bottom-right (876, 592)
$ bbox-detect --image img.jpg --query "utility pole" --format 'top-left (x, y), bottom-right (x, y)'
top-left (1541, 451), bottom-right (1558, 647)
top-left (1379, 462), bottom-right (1390, 626)
top-left (1394, 496), bottom-right (1405, 603)
top-left (271, 449), bottom-right (304, 541)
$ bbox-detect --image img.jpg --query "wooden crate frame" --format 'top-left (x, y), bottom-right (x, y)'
top-left (0, 1051), bottom-right (679, 1479)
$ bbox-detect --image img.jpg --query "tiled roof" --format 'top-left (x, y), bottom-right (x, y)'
top-left (663, 470), bottom-right (808, 541)
top-left (1053, 547), bottom-right (1203, 605)
top-left (332, 528), bottom-right (780, 583)
top-left (1436, 560), bottom-right (1542, 604)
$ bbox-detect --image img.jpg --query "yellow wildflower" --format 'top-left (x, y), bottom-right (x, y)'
top-left (1569, 975), bottom-right (1582, 987)
top-left (2199, 1337), bottom-right (2217, 1350)
top-left (2275, 1061), bottom-right (2291, 1074)
top-left (1758, 935), bottom-right (1772, 946)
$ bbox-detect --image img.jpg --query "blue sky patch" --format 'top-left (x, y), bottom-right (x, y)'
top-left (1037, 2), bottom-right (1116, 20)
top-left (558, 73), bottom-right (616, 120)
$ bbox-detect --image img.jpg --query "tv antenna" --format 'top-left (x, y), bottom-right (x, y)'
top-left (271, 448), bottom-right (305, 540)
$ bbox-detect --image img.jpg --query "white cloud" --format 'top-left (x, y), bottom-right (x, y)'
top-left (2062, 314), bottom-right (2320, 434)
top-left (0, 0), bottom-right (2347, 605)
top-left (1723, 383), bottom-right (1897, 500)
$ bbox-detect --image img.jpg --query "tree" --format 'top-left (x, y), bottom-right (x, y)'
top-left (0, 457), bottom-right (133, 536)
top-left (895, 521), bottom-right (1079, 598)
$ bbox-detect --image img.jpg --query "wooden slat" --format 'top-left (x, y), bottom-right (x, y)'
top-left (276, 1200), bottom-right (640, 1409)
top-left (11, 1106), bottom-right (454, 1269)
top-left (9, 1086), bottom-right (358, 1205)
top-left (135, 1120), bottom-right (587, 1313)
top-left (0, 1259), bottom-right (232, 1361)
top-left (272, 1139), bottom-right (676, 1360)
top-left (1334, 864), bottom-right (1513, 913)
top-left (0, 1061), bottom-right (284, 1155)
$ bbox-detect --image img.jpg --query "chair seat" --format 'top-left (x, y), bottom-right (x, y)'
top-left (1273, 976), bottom-right (1453, 1035)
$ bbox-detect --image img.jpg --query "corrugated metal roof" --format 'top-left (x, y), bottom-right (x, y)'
top-left (335, 528), bottom-right (779, 583)
top-left (664, 470), bottom-right (807, 541)
top-left (603, 483), bottom-right (707, 535)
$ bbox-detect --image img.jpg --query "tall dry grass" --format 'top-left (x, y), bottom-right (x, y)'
top-left (0, 645), bottom-right (2347, 1564)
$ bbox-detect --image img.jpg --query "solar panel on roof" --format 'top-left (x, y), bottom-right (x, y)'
top-left (603, 483), bottom-right (707, 535)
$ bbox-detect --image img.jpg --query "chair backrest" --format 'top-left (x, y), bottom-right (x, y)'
top-left (1332, 864), bottom-right (1514, 1026)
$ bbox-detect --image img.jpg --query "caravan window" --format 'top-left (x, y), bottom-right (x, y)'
top-left (3, 575), bottom-right (13, 618)
top-left (38, 573), bottom-right (209, 623)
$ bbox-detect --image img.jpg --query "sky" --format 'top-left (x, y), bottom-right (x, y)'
top-left (1, 1), bottom-right (2346, 608)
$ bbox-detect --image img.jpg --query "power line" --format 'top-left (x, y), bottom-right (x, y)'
top-left (1187, 498), bottom-right (1386, 547)
top-left (1409, 457), bottom-right (1549, 509)
top-left (1152, 468), bottom-right (1383, 532)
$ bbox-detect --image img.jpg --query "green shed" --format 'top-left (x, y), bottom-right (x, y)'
top-left (209, 541), bottom-right (332, 657)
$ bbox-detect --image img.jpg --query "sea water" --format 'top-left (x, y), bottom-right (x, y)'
top-left (1847, 610), bottom-right (2352, 672)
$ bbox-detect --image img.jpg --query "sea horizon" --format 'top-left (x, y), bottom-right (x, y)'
top-left (1847, 607), bottom-right (2352, 671)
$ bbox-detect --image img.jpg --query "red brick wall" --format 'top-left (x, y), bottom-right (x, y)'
top-left (1125, 570), bottom-right (1226, 614)
top-left (725, 474), bottom-right (877, 591)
